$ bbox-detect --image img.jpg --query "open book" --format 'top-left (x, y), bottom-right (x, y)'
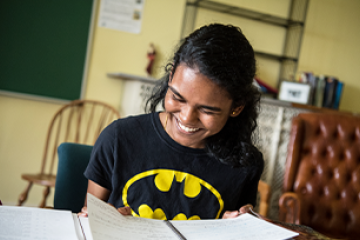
top-left (0, 193), bottom-right (298, 240)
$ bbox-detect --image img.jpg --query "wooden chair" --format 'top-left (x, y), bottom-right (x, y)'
top-left (258, 180), bottom-right (271, 217)
top-left (18, 99), bottom-right (120, 207)
top-left (279, 112), bottom-right (360, 240)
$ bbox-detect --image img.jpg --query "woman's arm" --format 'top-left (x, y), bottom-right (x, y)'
top-left (222, 204), bottom-right (253, 219)
top-left (78, 180), bottom-right (110, 217)
top-left (78, 180), bottom-right (132, 217)
top-left (85, 180), bottom-right (111, 205)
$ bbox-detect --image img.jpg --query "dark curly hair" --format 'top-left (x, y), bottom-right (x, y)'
top-left (146, 23), bottom-right (262, 168)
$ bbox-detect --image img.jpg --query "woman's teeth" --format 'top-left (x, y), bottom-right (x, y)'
top-left (178, 121), bottom-right (199, 133)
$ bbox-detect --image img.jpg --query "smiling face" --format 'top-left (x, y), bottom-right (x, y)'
top-left (162, 64), bottom-right (243, 149)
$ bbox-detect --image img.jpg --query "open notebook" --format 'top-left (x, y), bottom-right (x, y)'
top-left (0, 193), bottom-right (298, 240)
top-left (0, 205), bottom-right (90, 240)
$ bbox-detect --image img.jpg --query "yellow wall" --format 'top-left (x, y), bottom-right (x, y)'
top-left (1, 0), bottom-right (359, 206)
top-left (0, 0), bottom-right (185, 206)
top-left (297, 0), bottom-right (360, 113)
top-left (85, 0), bottom-right (186, 106)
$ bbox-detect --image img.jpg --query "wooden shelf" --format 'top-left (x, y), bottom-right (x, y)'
top-left (255, 51), bottom-right (298, 62)
top-left (107, 72), bottom-right (157, 84)
top-left (183, 0), bottom-right (309, 89)
top-left (187, 0), bottom-right (304, 28)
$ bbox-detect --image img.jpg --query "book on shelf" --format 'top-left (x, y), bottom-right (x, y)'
top-left (322, 76), bottom-right (339, 108)
top-left (297, 72), bottom-right (320, 106)
top-left (295, 72), bottom-right (345, 110)
top-left (0, 193), bottom-right (299, 240)
top-left (313, 75), bottom-right (326, 108)
top-left (254, 77), bottom-right (279, 94)
top-left (332, 80), bottom-right (344, 110)
top-left (304, 72), bottom-right (317, 105)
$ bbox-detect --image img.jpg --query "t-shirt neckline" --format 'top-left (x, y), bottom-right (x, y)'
top-left (152, 112), bottom-right (207, 155)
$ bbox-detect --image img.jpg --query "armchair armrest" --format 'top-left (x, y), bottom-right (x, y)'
top-left (279, 192), bottom-right (301, 225)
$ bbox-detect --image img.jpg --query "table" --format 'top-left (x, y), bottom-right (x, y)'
top-left (248, 209), bottom-right (341, 240)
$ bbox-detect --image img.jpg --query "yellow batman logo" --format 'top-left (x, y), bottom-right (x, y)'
top-left (122, 169), bottom-right (224, 220)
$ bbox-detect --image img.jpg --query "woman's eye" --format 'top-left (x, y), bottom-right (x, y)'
top-left (202, 110), bottom-right (215, 115)
top-left (172, 94), bottom-right (184, 102)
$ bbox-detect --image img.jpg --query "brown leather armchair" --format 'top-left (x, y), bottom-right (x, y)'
top-left (279, 112), bottom-right (360, 240)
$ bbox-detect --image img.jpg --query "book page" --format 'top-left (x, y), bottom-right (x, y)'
top-left (0, 206), bottom-right (79, 240)
top-left (73, 214), bottom-right (85, 240)
top-left (171, 213), bottom-right (298, 240)
top-left (78, 216), bottom-right (93, 240)
top-left (86, 193), bottom-right (178, 240)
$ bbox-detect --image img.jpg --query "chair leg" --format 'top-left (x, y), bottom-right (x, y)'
top-left (39, 186), bottom-right (51, 208)
top-left (18, 182), bottom-right (33, 206)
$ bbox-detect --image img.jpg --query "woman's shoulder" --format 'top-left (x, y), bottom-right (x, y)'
top-left (110, 112), bottom-right (155, 128)
top-left (245, 146), bottom-right (264, 177)
top-left (98, 113), bottom-right (155, 138)
top-left (96, 113), bottom-right (158, 147)
top-left (252, 147), bottom-right (264, 168)
top-left (115, 112), bottom-right (163, 137)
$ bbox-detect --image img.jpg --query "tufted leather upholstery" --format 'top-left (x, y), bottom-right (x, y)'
top-left (279, 112), bottom-right (360, 240)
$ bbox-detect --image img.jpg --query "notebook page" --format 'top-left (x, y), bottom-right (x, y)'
top-left (171, 213), bottom-right (298, 240)
top-left (0, 206), bottom-right (79, 240)
top-left (87, 193), bottom-right (179, 240)
top-left (73, 214), bottom-right (85, 240)
top-left (77, 216), bottom-right (93, 240)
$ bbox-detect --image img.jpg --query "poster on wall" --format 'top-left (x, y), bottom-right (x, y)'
top-left (98, 0), bottom-right (145, 34)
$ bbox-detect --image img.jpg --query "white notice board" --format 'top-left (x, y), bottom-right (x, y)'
top-left (98, 0), bottom-right (145, 34)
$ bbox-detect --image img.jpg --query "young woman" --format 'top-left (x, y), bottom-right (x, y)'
top-left (80, 23), bottom-right (264, 220)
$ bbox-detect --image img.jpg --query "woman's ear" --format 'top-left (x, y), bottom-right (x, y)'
top-left (230, 105), bottom-right (244, 117)
top-left (169, 65), bottom-right (174, 81)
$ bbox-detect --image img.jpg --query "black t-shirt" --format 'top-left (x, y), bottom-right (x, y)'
top-left (84, 112), bottom-right (263, 220)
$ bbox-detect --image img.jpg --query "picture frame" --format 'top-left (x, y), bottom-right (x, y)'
top-left (278, 81), bottom-right (311, 104)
